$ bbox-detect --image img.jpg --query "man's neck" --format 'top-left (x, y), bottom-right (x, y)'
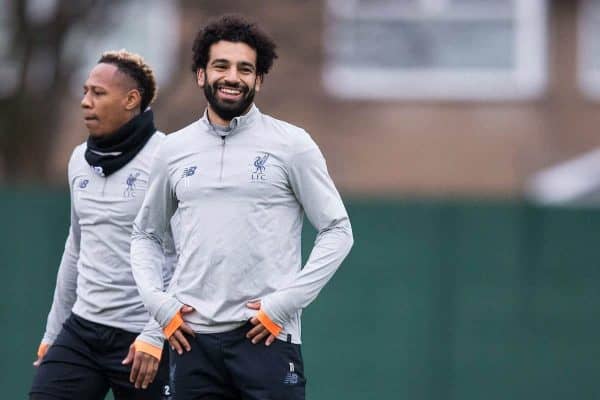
top-left (206, 104), bottom-right (253, 127)
top-left (89, 109), bottom-right (141, 139)
top-left (207, 107), bottom-right (230, 127)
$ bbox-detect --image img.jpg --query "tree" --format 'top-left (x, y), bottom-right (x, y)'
top-left (0, 0), bottom-right (117, 182)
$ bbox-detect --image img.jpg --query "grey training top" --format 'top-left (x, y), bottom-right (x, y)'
top-left (41, 132), bottom-right (176, 349)
top-left (131, 105), bottom-right (353, 344)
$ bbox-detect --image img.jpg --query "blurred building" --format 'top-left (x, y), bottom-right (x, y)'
top-left (4, 0), bottom-right (600, 198)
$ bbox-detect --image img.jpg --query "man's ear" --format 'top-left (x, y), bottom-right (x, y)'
top-left (197, 69), bottom-right (206, 88)
top-left (125, 89), bottom-right (142, 111)
top-left (255, 75), bottom-right (263, 93)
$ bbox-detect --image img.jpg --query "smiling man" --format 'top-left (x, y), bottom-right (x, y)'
top-left (131, 15), bottom-right (354, 400)
top-left (30, 51), bottom-right (175, 400)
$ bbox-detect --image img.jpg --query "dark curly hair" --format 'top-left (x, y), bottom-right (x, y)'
top-left (191, 14), bottom-right (278, 77)
top-left (98, 50), bottom-right (157, 111)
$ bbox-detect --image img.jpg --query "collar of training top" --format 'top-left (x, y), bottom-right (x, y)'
top-left (84, 109), bottom-right (156, 177)
top-left (200, 104), bottom-right (259, 136)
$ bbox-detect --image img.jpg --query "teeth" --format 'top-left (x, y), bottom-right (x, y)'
top-left (220, 88), bottom-right (241, 95)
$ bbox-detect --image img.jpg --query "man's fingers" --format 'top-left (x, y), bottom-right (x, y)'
top-left (169, 336), bottom-right (183, 355)
top-left (180, 305), bottom-right (194, 314)
top-left (251, 329), bottom-right (270, 344)
top-left (173, 330), bottom-right (191, 352)
top-left (141, 360), bottom-right (159, 389)
top-left (134, 359), bottom-right (149, 389)
top-left (129, 353), bottom-right (142, 383)
top-left (179, 322), bottom-right (195, 337)
top-left (169, 329), bottom-right (191, 354)
top-left (249, 316), bottom-right (259, 326)
top-left (246, 323), bottom-right (265, 338)
top-left (246, 301), bottom-right (261, 310)
top-left (122, 344), bottom-right (135, 365)
top-left (265, 334), bottom-right (276, 346)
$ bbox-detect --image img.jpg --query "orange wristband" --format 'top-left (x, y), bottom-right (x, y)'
top-left (163, 311), bottom-right (184, 339)
top-left (256, 309), bottom-right (282, 337)
top-left (37, 343), bottom-right (50, 358)
top-left (134, 340), bottom-right (163, 361)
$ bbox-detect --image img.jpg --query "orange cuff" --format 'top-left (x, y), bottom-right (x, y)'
top-left (134, 340), bottom-right (163, 361)
top-left (256, 309), bottom-right (282, 337)
top-left (163, 311), bottom-right (183, 339)
top-left (37, 343), bottom-right (50, 358)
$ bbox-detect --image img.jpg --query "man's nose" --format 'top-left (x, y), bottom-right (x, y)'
top-left (224, 67), bottom-right (241, 83)
top-left (81, 92), bottom-right (92, 109)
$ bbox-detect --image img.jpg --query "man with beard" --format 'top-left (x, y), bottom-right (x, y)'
top-left (30, 50), bottom-right (175, 400)
top-left (131, 15), bottom-right (354, 400)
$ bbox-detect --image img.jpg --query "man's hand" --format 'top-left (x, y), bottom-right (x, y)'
top-left (122, 343), bottom-right (159, 389)
top-left (169, 305), bottom-right (195, 355)
top-left (246, 301), bottom-right (276, 346)
top-left (33, 344), bottom-right (49, 367)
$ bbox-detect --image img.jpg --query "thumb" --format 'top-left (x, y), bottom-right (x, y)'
top-left (34, 343), bottom-right (49, 367)
top-left (246, 301), bottom-right (261, 310)
top-left (180, 305), bottom-right (194, 314)
top-left (122, 344), bottom-right (135, 365)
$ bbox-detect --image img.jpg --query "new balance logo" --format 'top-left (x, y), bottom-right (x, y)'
top-left (78, 179), bottom-right (89, 189)
top-left (182, 166), bottom-right (197, 189)
top-left (283, 373), bottom-right (299, 385)
top-left (283, 362), bottom-right (299, 385)
top-left (92, 166), bottom-right (104, 176)
top-left (182, 166), bottom-right (197, 178)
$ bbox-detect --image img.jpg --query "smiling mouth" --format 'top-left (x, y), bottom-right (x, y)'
top-left (218, 86), bottom-right (243, 97)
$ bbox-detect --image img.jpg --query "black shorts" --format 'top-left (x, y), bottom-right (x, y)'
top-left (30, 313), bottom-right (172, 400)
top-left (173, 322), bottom-right (305, 400)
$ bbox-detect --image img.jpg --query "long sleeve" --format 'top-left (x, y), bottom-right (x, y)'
top-left (131, 150), bottom-right (183, 329)
top-left (161, 218), bottom-right (180, 291)
top-left (41, 171), bottom-right (81, 345)
top-left (134, 221), bottom-right (180, 355)
top-left (134, 318), bottom-right (166, 359)
top-left (260, 145), bottom-right (354, 329)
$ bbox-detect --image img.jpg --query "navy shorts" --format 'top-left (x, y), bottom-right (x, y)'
top-left (30, 313), bottom-right (172, 400)
top-left (173, 322), bottom-right (305, 400)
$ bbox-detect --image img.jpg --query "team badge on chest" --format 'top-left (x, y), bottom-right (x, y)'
top-left (124, 172), bottom-right (140, 198)
top-left (251, 153), bottom-right (270, 182)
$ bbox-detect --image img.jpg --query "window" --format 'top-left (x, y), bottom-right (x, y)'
top-left (579, 0), bottom-right (600, 99)
top-left (63, 0), bottom-right (180, 94)
top-left (0, 0), bottom-right (180, 98)
top-left (0, 0), bottom-right (18, 97)
top-left (323, 0), bottom-right (548, 100)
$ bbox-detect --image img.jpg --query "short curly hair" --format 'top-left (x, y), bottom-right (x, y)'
top-left (98, 49), bottom-right (157, 111)
top-left (191, 14), bottom-right (278, 77)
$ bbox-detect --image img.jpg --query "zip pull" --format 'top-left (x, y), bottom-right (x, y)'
top-left (219, 135), bottom-right (226, 182)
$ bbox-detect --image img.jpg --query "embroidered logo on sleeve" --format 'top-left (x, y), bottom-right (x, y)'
top-left (78, 178), bottom-right (89, 189)
top-left (182, 166), bottom-right (197, 178)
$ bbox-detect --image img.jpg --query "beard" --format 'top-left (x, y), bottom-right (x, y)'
top-left (204, 80), bottom-right (256, 122)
